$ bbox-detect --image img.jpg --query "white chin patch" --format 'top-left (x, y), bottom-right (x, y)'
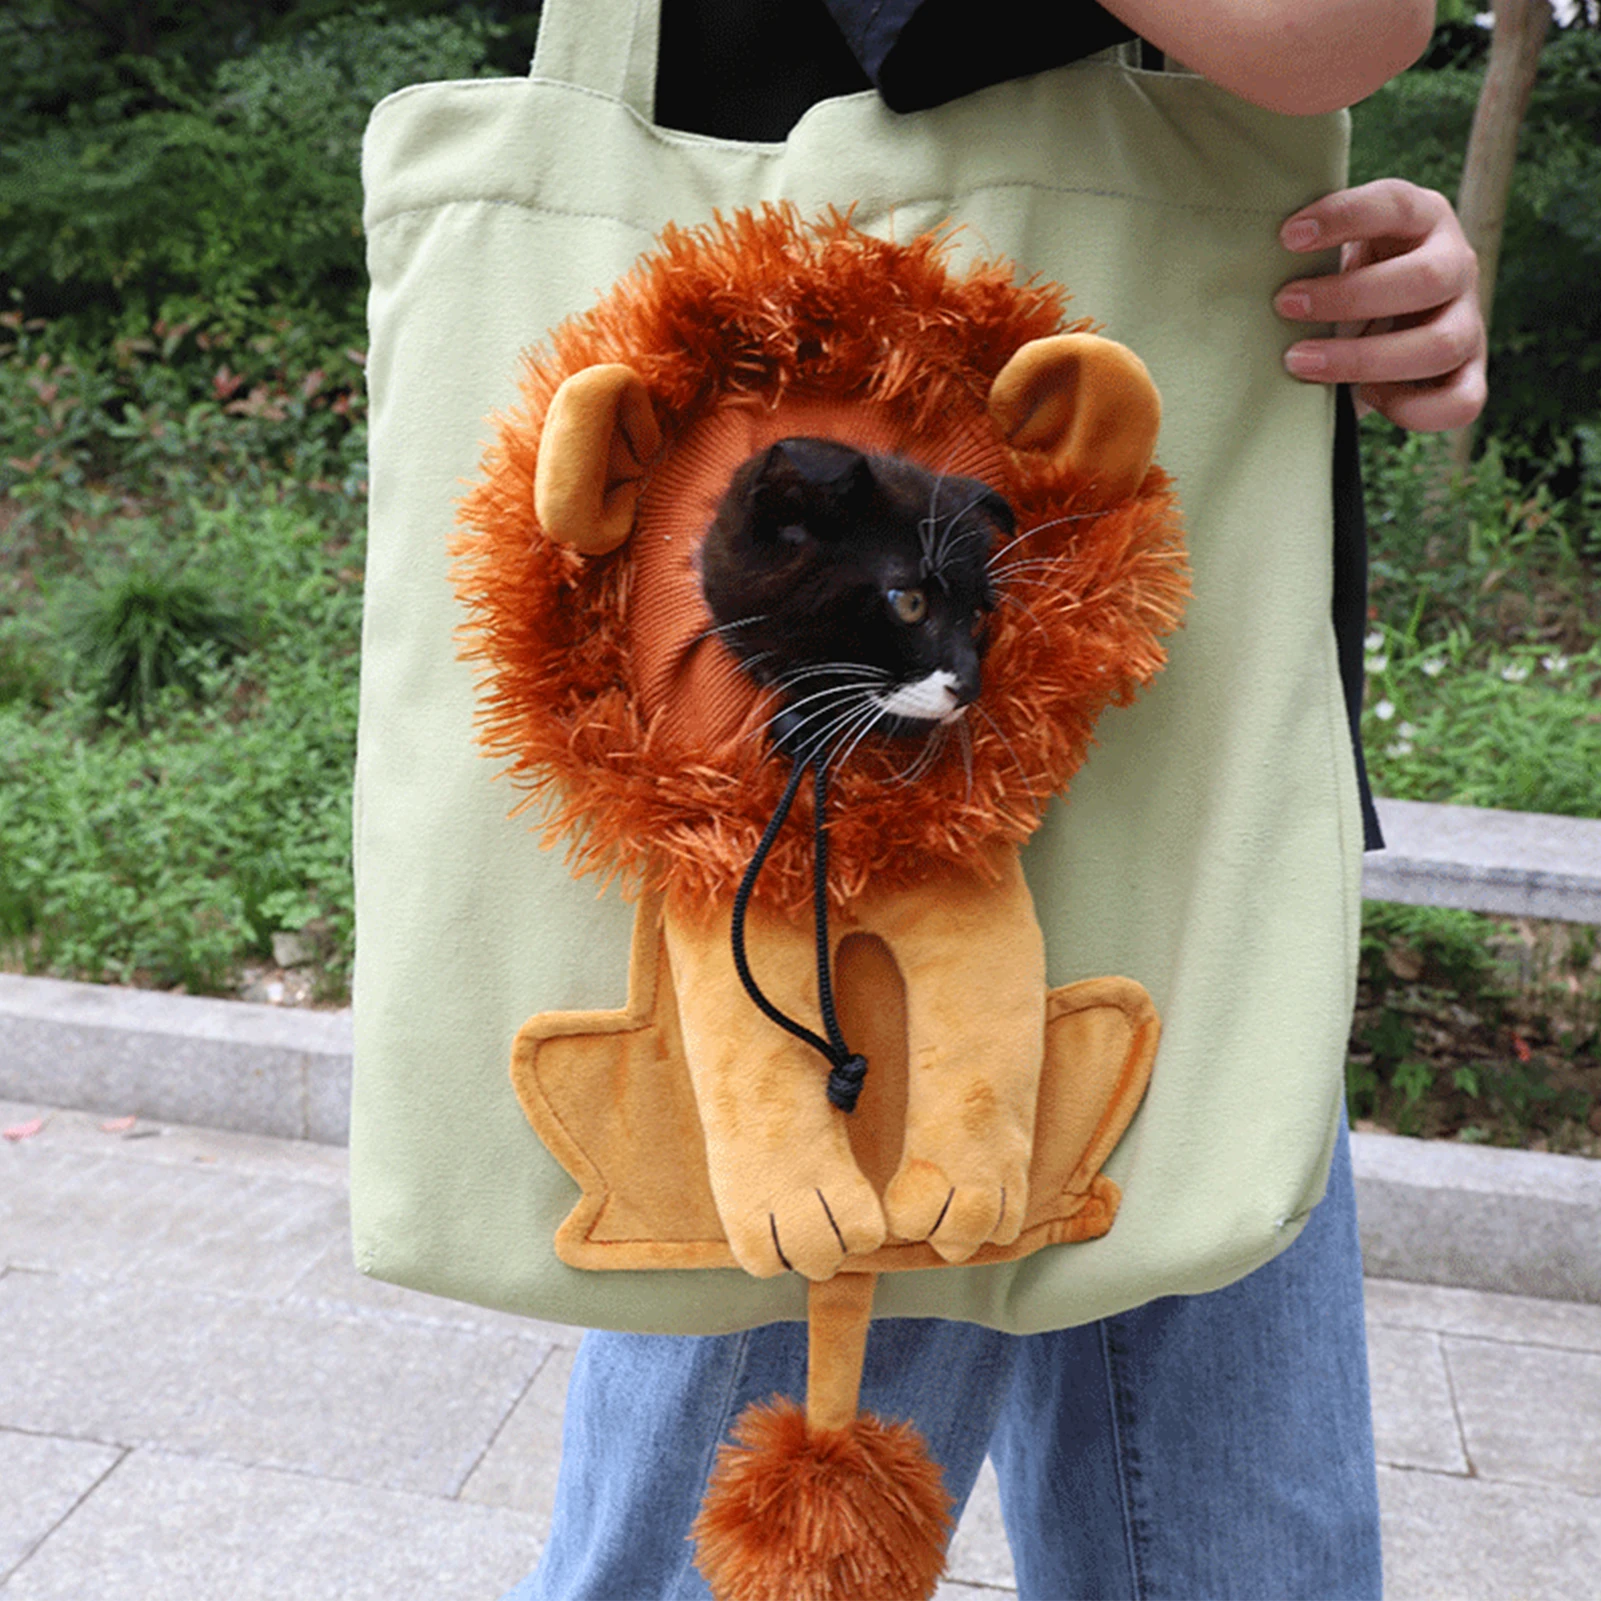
top-left (874, 671), bottom-right (965, 724)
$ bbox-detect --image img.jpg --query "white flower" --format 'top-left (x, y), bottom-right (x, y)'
top-left (1542, 654), bottom-right (1570, 675)
top-left (1421, 658), bottom-right (1445, 678)
top-left (1368, 654), bottom-right (1388, 674)
top-left (1500, 662), bottom-right (1530, 684)
top-left (1374, 699), bottom-right (1396, 721)
top-left (1364, 631), bottom-right (1385, 655)
top-left (1399, 722), bottom-right (1417, 739)
top-left (1388, 739), bottom-right (1414, 757)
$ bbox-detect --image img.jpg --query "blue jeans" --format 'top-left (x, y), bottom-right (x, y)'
top-left (504, 1117), bottom-right (1380, 1600)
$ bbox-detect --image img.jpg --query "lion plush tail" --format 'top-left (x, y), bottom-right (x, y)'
top-left (691, 1272), bottom-right (953, 1601)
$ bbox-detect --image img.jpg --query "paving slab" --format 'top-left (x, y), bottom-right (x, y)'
top-left (0, 1100), bottom-right (347, 1185)
top-left (460, 1345), bottom-right (576, 1522)
top-left (0, 1448), bottom-right (543, 1601)
top-left (4, 1103), bottom-right (1599, 1601)
top-left (0, 1145), bottom-right (344, 1299)
top-left (284, 1226), bottom-right (584, 1348)
top-left (1377, 1462), bottom-right (1601, 1601)
top-left (944, 1456), bottom-right (1016, 1593)
top-left (1363, 1274), bottom-right (1601, 1353)
top-left (1444, 1337), bottom-right (1601, 1495)
top-left (1364, 1323), bottom-right (1468, 1475)
top-left (0, 1270), bottom-right (549, 1498)
top-left (0, 1429), bottom-right (124, 1581)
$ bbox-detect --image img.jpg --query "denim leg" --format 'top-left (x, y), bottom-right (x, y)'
top-left (504, 1311), bottom-right (1019, 1600)
top-left (990, 1115), bottom-right (1382, 1601)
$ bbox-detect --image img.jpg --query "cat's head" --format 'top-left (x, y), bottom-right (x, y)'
top-left (699, 438), bottom-right (1015, 748)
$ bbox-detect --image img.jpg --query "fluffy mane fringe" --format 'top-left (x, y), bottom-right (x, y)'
top-left (453, 205), bottom-right (1188, 917)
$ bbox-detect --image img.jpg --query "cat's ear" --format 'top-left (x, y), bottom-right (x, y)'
top-left (750, 438), bottom-right (872, 537)
top-left (534, 364), bottom-right (661, 555)
top-left (987, 334), bottom-right (1161, 505)
top-left (970, 485), bottom-right (1016, 540)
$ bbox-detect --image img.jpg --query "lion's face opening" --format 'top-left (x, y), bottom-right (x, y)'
top-left (453, 206), bottom-right (1188, 917)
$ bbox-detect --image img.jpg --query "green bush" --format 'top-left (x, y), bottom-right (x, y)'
top-left (0, 495), bottom-right (362, 995)
top-left (0, 307), bottom-right (369, 527)
top-left (1359, 428), bottom-right (1601, 820)
top-left (1349, 901), bottom-right (1596, 1148)
top-left (63, 566), bottom-right (251, 727)
top-left (0, 6), bottom-right (504, 348)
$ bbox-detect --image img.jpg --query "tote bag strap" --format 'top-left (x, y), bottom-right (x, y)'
top-left (531, 0), bottom-right (661, 119)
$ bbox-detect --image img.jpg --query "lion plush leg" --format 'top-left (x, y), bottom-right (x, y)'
top-left (663, 898), bottom-right (887, 1280)
top-left (868, 851), bottom-right (1046, 1263)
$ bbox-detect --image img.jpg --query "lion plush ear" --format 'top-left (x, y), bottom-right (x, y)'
top-left (534, 364), bottom-right (662, 555)
top-left (987, 334), bottom-right (1161, 505)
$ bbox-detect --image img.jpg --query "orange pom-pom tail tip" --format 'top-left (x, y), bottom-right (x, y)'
top-left (692, 1397), bottom-right (953, 1601)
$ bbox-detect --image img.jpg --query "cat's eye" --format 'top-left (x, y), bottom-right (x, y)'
top-left (888, 587), bottom-right (927, 624)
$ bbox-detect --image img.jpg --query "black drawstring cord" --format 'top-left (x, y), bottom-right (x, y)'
top-left (729, 752), bottom-right (869, 1113)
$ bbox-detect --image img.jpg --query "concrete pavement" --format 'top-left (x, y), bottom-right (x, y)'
top-left (3, 1098), bottom-right (1599, 1600)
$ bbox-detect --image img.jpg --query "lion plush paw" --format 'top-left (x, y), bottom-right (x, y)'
top-left (883, 1158), bottom-right (1029, 1265)
top-left (722, 1171), bottom-right (887, 1281)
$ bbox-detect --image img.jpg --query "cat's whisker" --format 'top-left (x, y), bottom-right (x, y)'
top-left (987, 553), bottom-right (1073, 578)
top-left (890, 723), bottom-right (948, 788)
top-left (759, 692), bottom-right (878, 752)
top-left (784, 699), bottom-right (877, 773)
top-left (985, 509), bottom-right (1102, 572)
top-left (827, 703), bottom-right (893, 775)
top-left (766, 660), bottom-right (890, 692)
top-left (986, 561), bottom-right (1081, 593)
top-left (929, 486), bottom-right (996, 574)
top-left (917, 467), bottom-right (949, 570)
top-left (973, 702), bottom-right (1044, 804)
top-left (956, 718), bottom-right (975, 804)
top-left (768, 672), bottom-right (888, 700)
top-left (762, 677), bottom-right (886, 726)
top-left (685, 613), bottom-right (771, 649)
top-left (995, 589), bottom-right (1054, 643)
top-left (783, 694), bottom-right (882, 759)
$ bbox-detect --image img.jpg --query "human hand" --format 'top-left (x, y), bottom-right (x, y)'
top-left (1274, 179), bottom-right (1487, 432)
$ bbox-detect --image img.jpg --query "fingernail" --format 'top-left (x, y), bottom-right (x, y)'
top-left (1284, 346), bottom-right (1327, 378)
top-left (1275, 289), bottom-right (1312, 319)
top-left (1281, 219), bottom-right (1320, 251)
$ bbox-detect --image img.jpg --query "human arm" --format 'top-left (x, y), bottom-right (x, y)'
top-left (1274, 179), bottom-right (1487, 433)
top-left (1097, 0), bottom-right (1434, 114)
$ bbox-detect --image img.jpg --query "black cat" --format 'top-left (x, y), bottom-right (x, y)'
top-left (699, 437), bottom-right (1015, 760)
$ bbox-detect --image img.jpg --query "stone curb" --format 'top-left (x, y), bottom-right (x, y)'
top-left (2, 972), bottom-right (1598, 1303)
top-left (0, 972), bottom-right (352, 1145)
top-left (1366, 798), bottom-right (1601, 925)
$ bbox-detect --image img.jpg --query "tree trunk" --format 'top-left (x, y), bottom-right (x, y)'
top-left (1449, 0), bottom-right (1552, 469)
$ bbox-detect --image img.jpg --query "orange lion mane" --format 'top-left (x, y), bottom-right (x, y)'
top-left (453, 206), bottom-right (1188, 918)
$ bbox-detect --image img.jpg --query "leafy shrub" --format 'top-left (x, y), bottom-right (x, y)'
top-left (1349, 902), bottom-right (1597, 1149)
top-left (0, 495), bottom-right (362, 996)
top-left (0, 6), bottom-right (503, 347)
top-left (1362, 426), bottom-right (1599, 655)
top-left (63, 566), bottom-right (251, 726)
top-left (0, 307), bottom-right (369, 526)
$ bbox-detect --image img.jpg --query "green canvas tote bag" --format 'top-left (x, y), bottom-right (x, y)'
top-left (352, 0), bottom-right (1361, 1336)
